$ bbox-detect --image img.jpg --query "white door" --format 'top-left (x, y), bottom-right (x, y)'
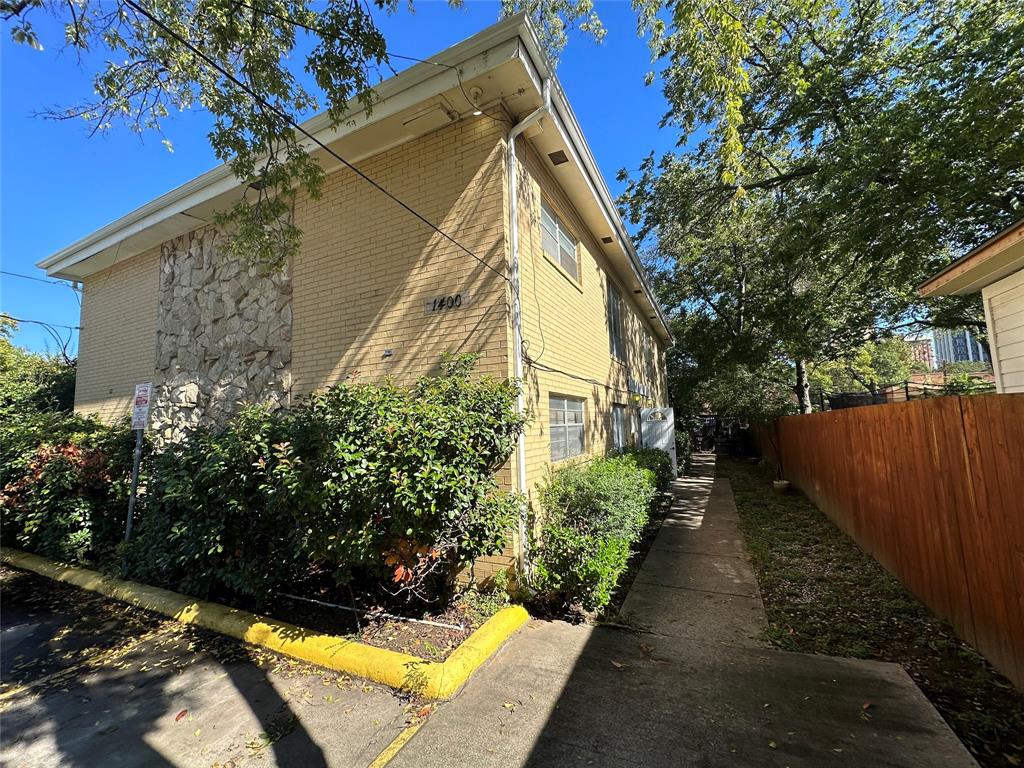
top-left (641, 406), bottom-right (677, 477)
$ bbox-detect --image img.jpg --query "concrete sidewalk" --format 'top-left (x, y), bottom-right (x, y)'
top-left (393, 454), bottom-right (977, 767)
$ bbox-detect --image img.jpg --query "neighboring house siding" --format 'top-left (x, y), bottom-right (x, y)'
top-left (290, 116), bottom-right (511, 394)
top-left (512, 141), bottom-right (668, 508)
top-left (74, 247), bottom-right (160, 420)
top-left (983, 268), bottom-right (1024, 393)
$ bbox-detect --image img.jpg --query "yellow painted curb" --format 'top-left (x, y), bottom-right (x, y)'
top-left (1, 548), bottom-right (528, 700)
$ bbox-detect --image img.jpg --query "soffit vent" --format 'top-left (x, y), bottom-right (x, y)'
top-left (548, 150), bottom-right (569, 166)
top-left (601, 236), bottom-right (614, 244)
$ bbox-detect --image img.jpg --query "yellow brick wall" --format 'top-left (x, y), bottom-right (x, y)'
top-left (290, 114), bottom-right (517, 580)
top-left (74, 247), bottom-right (160, 420)
top-left (290, 116), bottom-right (511, 393)
top-left (67, 113), bottom-right (669, 578)
top-left (513, 141), bottom-right (669, 509)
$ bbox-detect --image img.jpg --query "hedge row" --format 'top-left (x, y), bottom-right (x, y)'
top-left (2, 354), bottom-right (526, 604)
top-left (529, 447), bottom-right (672, 612)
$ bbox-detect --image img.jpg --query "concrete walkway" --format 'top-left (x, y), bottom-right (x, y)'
top-left (394, 454), bottom-right (977, 767)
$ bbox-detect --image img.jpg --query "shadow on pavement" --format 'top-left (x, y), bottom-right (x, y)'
top-left (517, 454), bottom-right (977, 768)
top-left (1, 567), bottom-right (326, 767)
top-left (388, 453), bottom-right (978, 768)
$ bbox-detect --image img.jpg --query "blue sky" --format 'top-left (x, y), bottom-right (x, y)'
top-left (1, 1), bottom-right (677, 354)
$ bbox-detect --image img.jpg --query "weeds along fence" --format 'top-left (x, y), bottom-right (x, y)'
top-left (755, 394), bottom-right (1024, 689)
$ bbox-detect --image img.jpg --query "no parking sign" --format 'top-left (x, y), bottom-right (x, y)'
top-left (131, 382), bottom-right (152, 431)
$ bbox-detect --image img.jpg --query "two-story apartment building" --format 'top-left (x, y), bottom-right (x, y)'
top-left (37, 15), bottom-right (672, 575)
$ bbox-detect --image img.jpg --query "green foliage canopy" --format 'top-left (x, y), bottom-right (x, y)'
top-left (623, 0), bottom-right (1023, 413)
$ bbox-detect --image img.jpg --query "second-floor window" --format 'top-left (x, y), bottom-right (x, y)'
top-left (608, 284), bottom-right (625, 360)
top-left (540, 198), bottom-right (579, 281)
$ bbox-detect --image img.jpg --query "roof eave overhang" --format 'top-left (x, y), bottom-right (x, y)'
top-left (918, 219), bottom-right (1024, 297)
top-left (39, 12), bottom-right (673, 344)
top-left (38, 13), bottom-right (530, 279)
top-left (512, 26), bottom-right (672, 344)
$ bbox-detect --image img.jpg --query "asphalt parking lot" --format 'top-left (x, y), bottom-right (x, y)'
top-left (0, 565), bottom-right (418, 768)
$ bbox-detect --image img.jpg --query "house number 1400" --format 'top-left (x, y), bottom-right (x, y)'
top-left (425, 293), bottom-right (470, 313)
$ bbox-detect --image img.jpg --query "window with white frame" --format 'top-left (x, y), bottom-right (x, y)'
top-left (608, 284), bottom-right (625, 360)
top-left (540, 198), bottom-right (579, 281)
top-left (550, 395), bottom-right (585, 461)
top-left (611, 403), bottom-right (628, 452)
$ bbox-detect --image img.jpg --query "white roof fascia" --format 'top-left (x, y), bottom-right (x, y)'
top-left (512, 24), bottom-right (673, 343)
top-left (38, 14), bottom-right (530, 275)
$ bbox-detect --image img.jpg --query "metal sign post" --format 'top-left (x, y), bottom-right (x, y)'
top-left (126, 383), bottom-right (152, 541)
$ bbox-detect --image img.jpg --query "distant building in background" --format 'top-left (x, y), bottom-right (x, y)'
top-left (908, 337), bottom-right (935, 370)
top-left (932, 328), bottom-right (990, 367)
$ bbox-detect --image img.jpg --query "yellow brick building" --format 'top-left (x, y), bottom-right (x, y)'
top-left (39, 15), bottom-right (672, 575)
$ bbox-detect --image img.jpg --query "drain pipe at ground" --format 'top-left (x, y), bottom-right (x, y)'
top-left (507, 78), bottom-right (552, 578)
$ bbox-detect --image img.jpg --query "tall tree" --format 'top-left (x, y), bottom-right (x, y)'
top-left (810, 337), bottom-right (915, 395)
top-left (623, 0), bottom-right (1024, 412)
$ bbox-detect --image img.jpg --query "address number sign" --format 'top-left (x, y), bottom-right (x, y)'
top-left (425, 293), bottom-right (470, 314)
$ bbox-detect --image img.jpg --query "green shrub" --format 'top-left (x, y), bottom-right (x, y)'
top-left (940, 373), bottom-right (994, 396)
top-left (1, 422), bottom-right (136, 563)
top-left (530, 454), bottom-right (657, 612)
top-left (622, 446), bottom-right (674, 492)
top-left (0, 318), bottom-right (76, 417)
top-left (124, 404), bottom-right (305, 599)
top-left (289, 353), bottom-right (525, 596)
top-left (124, 353), bottom-right (526, 602)
top-left (0, 320), bottom-right (135, 564)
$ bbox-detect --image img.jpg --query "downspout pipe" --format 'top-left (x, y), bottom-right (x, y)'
top-left (508, 77), bottom-right (551, 577)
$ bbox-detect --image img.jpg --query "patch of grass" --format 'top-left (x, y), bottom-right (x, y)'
top-left (718, 456), bottom-right (1024, 768)
top-left (455, 570), bottom-right (511, 628)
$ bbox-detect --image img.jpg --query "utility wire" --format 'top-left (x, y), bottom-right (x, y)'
top-left (523, 351), bottom-right (636, 398)
top-left (125, 0), bottom-right (510, 283)
top-left (1, 270), bottom-right (81, 290)
top-left (1, 314), bottom-right (80, 362)
top-left (2, 269), bottom-right (82, 306)
top-left (1, 315), bottom-right (81, 331)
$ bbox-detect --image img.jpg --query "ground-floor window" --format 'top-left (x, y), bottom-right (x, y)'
top-left (550, 395), bottom-right (585, 461)
top-left (611, 403), bottom-right (628, 452)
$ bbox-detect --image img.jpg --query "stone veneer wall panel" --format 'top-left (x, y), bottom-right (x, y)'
top-left (150, 228), bottom-right (292, 442)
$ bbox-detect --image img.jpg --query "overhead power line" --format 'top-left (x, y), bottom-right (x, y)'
top-left (1, 315), bottom-right (81, 331)
top-left (225, 0), bottom-right (506, 123)
top-left (1, 314), bottom-right (79, 363)
top-left (1, 270), bottom-right (81, 290)
top-left (122, 0), bottom-right (510, 284)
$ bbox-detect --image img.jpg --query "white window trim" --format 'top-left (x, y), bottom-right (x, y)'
top-left (550, 395), bottom-right (585, 462)
top-left (540, 198), bottom-right (579, 283)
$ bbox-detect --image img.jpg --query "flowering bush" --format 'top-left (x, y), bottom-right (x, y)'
top-left (1, 425), bottom-right (135, 563)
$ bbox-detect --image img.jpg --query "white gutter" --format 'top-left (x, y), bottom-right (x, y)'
top-left (513, 30), bottom-right (672, 343)
top-left (508, 77), bottom-right (551, 576)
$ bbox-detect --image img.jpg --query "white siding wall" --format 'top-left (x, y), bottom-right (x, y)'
top-left (983, 268), bottom-right (1024, 393)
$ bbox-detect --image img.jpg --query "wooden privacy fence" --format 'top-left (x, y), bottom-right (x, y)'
top-left (757, 394), bottom-right (1024, 688)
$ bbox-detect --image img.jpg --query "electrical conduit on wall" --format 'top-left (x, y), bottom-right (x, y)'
top-left (507, 77), bottom-right (551, 576)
